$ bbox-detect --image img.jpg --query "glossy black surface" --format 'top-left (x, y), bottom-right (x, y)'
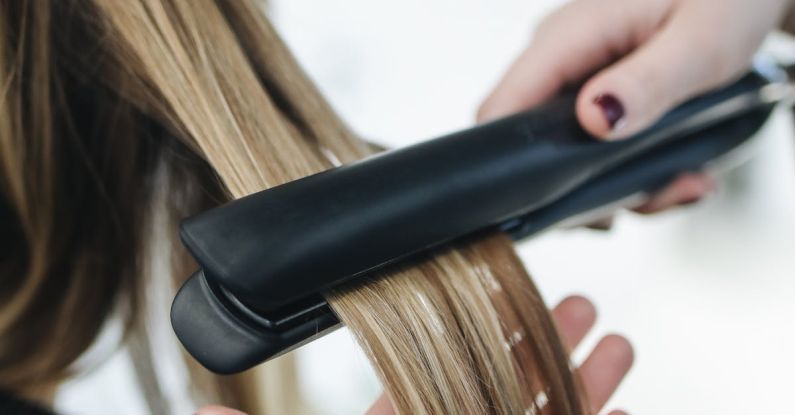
top-left (173, 72), bottom-right (778, 374)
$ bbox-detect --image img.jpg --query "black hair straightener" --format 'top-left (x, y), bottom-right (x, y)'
top-left (171, 62), bottom-right (794, 374)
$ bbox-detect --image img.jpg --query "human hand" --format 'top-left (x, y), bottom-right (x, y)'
top-left (363, 296), bottom-right (634, 415)
top-left (479, 0), bottom-right (792, 212)
top-left (197, 296), bottom-right (634, 415)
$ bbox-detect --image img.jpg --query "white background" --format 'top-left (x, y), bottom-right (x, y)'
top-left (57, 1), bottom-right (795, 414)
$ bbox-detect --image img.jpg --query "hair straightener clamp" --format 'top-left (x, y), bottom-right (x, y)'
top-left (171, 63), bottom-right (794, 374)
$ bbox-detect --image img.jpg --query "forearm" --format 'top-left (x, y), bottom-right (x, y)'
top-left (781, 2), bottom-right (795, 35)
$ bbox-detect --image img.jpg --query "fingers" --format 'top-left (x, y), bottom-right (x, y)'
top-left (364, 393), bottom-right (395, 415)
top-left (196, 303), bottom-right (626, 415)
top-left (586, 216), bottom-right (615, 231)
top-left (576, 1), bottom-right (753, 140)
top-left (555, 298), bottom-right (633, 413)
top-left (369, 299), bottom-right (618, 415)
top-left (477, 0), bottom-right (668, 123)
top-left (579, 334), bottom-right (634, 413)
top-left (635, 173), bottom-right (715, 214)
top-left (552, 295), bottom-right (597, 351)
top-left (196, 405), bottom-right (247, 415)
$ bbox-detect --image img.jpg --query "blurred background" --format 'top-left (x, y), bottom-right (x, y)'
top-left (56, 1), bottom-right (795, 414)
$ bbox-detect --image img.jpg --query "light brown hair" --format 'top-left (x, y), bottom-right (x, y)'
top-left (0, 1), bottom-right (586, 413)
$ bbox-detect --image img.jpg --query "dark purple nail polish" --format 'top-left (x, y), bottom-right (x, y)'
top-left (593, 93), bottom-right (625, 130)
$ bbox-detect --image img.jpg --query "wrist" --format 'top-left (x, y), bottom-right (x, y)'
top-left (781, 0), bottom-right (795, 34)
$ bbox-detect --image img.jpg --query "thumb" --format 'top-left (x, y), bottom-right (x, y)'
top-left (477, 0), bottom-right (669, 123)
top-left (576, 3), bottom-right (751, 140)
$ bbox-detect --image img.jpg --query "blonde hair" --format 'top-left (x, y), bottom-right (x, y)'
top-left (0, 0), bottom-right (586, 413)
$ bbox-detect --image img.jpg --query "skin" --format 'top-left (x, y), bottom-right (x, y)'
top-left (198, 295), bottom-right (634, 415)
top-left (200, 2), bottom-right (795, 412)
top-left (479, 0), bottom-right (793, 212)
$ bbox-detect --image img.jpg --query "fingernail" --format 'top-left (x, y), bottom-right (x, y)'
top-left (679, 196), bottom-right (702, 206)
top-left (593, 93), bottom-right (626, 132)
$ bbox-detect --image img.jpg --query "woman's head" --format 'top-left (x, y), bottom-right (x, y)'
top-left (0, 1), bottom-right (586, 413)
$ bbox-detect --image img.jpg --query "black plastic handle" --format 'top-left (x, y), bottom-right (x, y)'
top-left (505, 104), bottom-right (772, 238)
top-left (179, 72), bottom-right (774, 314)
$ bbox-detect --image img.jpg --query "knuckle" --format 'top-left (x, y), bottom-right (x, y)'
top-left (686, 35), bottom-right (744, 90)
top-left (617, 65), bottom-right (670, 119)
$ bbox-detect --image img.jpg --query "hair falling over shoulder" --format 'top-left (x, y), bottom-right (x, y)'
top-left (0, 0), bottom-right (587, 413)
